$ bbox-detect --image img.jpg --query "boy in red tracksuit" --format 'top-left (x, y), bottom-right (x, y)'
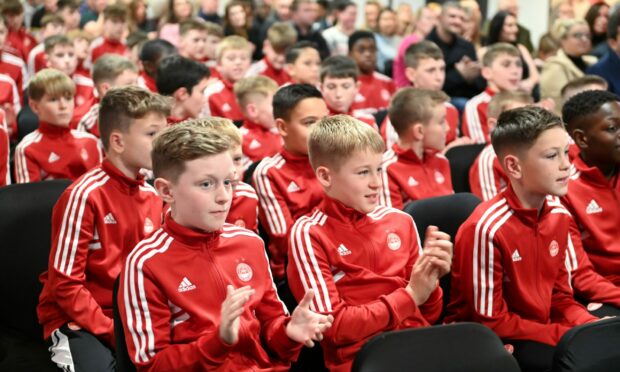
top-left (27, 14), bottom-right (66, 77)
top-left (320, 56), bottom-right (377, 129)
top-left (380, 88), bottom-right (453, 209)
top-left (0, 14), bottom-right (27, 103)
top-left (288, 115), bottom-right (453, 372)
top-left (1, 0), bottom-right (36, 61)
top-left (469, 91), bottom-right (533, 201)
top-left (253, 84), bottom-right (329, 280)
top-left (136, 39), bottom-right (176, 94)
top-left (204, 35), bottom-right (252, 121)
top-left (0, 108), bottom-right (9, 186)
top-left (381, 41), bottom-right (464, 149)
top-left (37, 86), bottom-right (170, 371)
top-left (348, 31), bottom-right (395, 116)
top-left (14, 69), bottom-right (101, 183)
top-left (285, 41), bottom-right (322, 87)
top-left (86, 4), bottom-right (128, 69)
top-left (120, 121), bottom-right (333, 371)
top-left (246, 22), bottom-right (296, 86)
top-left (235, 76), bottom-right (283, 162)
top-left (193, 116), bottom-right (259, 232)
top-left (462, 43), bottom-right (523, 144)
top-left (156, 55), bottom-right (211, 124)
top-left (446, 106), bottom-right (597, 372)
top-left (0, 73), bottom-right (20, 139)
top-left (561, 90), bottom-right (620, 285)
top-left (77, 55), bottom-right (139, 138)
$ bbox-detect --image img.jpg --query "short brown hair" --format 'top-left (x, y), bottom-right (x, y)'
top-left (28, 69), bottom-right (75, 101)
top-left (560, 75), bottom-right (608, 99)
top-left (482, 42), bottom-right (520, 67)
top-left (234, 76), bottom-right (278, 108)
top-left (152, 121), bottom-right (231, 183)
top-left (191, 117), bottom-right (242, 146)
top-left (99, 86), bottom-right (171, 150)
top-left (388, 88), bottom-right (449, 136)
top-left (92, 54), bottom-right (138, 85)
top-left (103, 4), bottom-right (128, 22)
top-left (309, 114), bottom-right (385, 171)
top-left (0, 0), bottom-right (23, 16)
top-left (204, 21), bottom-right (224, 38)
top-left (179, 18), bottom-right (207, 36)
top-left (266, 22), bottom-right (297, 53)
top-left (215, 35), bottom-right (252, 61)
top-left (41, 14), bottom-right (65, 28)
top-left (487, 91), bottom-right (533, 120)
top-left (404, 40), bottom-right (443, 68)
top-left (44, 35), bottom-right (73, 54)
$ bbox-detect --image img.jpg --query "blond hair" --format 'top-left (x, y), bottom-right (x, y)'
top-left (482, 42), bottom-right (521, 67)
top-left (99, 86), bottom-right (171, 150)
top-left (487, 91), bottom-right (533, 119)
top-left (234, 76), bottom-right (278, 108)
top-left (28, 69), bottom-right (75, 101)
top-left (152, 120), bottom-right (231, 182)
top-left (388, 88), bottom-right (449, 136)
top-left (308, 114), bottom-right (385, 171)
top-left (215, 35), bottom-right (252, 61)
top-left (551, 18), bottom-right (587, 40)
top-left (266, 22), bottom-right (297, 52)
top-left (189, 117), bottom-right (242, 146)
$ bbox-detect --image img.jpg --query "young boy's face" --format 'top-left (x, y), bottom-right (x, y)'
top-left (47, 44), bottom-right (78, 76)
top-left (166, 152), bottom-right (235, 232)
top-left (103, 18), bottom-right (126, 41)
top-left (483, 54), bottom-right (523, 92)
top-left (218, 48), bottom-right (251, 83)
top-left (349, 38), bottom-right (376, 75)
top-left (287, 48), bottom-right (321, 85)
top-left (180, 29), bottom-right (208, 61)
top-left (577, 101), bottom-right (620, 167)
top-left (31, 93), bottom-right (74, 127)
top-left (322, 149), bottom-right (383, 214)
top-left (5, 12), bottom-right (24, 30)
top-left (118, 111), bottom-right (167, 171)
top-left (422, 103), bottom-right (448, 151)
top-left (181, 77), bottom-right (210, 118)
top-left (60, 7), bottom-right (81, 30)
top-left (73, 37), bottom-right (90, 60)
top-left (320, 76), bottom-right (358, 114)
top-left (230, 144), bottom-right (244, 183)
top-left (279, 97), bottom-right (328, 155)
top-left (264, 43), bottom-right (287, 71)
top-left (249, 92), bottom-right (276, 128)
top-left (405, 57), bottom-right (445, 91)
top-left (205, 34), bottom-right (220, 60)
top-left (517, 126), bottom-right (571, 197)
top-left (0, 22), bottom-right (7, 49)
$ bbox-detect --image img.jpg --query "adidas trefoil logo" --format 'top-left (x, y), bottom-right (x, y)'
top-left (287, 181), bottom-right (300, 193)
top-left (511, 249), bottom-right (522, 262)
top-left (103, 213), bottom-right (117, 224)
top-left (586, 199), bottom-right (603, 214)
top-left (337, 244), bottom-right (352, 256)
top-left (178, 277), bottom-right (196, 292)
top-left (48, 152), bottom-right (60, 163)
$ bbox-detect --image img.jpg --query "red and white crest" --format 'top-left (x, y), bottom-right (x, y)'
top-left (236, 262), bottom-right (253, 282)
top-left (387, 233), bottom-right (401, 251)
top-left (144, 217), bottom-right (154, 234)
top-left (549, 240), bottom-right (559, 257)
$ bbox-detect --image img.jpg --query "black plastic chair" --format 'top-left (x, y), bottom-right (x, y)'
top-left (373, 109), bottom-right (388, 130)
top-left (552, 317), bottom-right (620, 372)
top-left (352, 322), bottom-right (520, 372)
top-left (445, 144), bottom-right (486, 193)
top-left (0, 179), bottom-right (71, 371)
top-left (404, 193), bottom-right (481, 320)
top-left (113, 276), bottom-right (136, 372)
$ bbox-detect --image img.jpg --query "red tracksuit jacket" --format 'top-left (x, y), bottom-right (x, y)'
top-left (37, 160), bottom-right (163, 345)
top-left (561, 155), bottom-right (620, 285)
top-left (469, 144), bottom-right (508, 201)
top-left (252, 149), bottom-right (324, 280)
top-left (27, 42), bottom-right (46, 76)
top-left (239, 120), bottom-right (282, 162)
top-left (351, 71), bottom-right (395, 115)
top-left (380, 144), bottom-right (453, 209)
top-left (287, 197), bottom-right (443, 372)
top-left (445, 187), bottom-right (596, 345)
top-left (5, 27), bottom-right (36, 61)
top-left (205, 77), bottom-right (244, 121)
top-left (14, 121), bottom-right (102, 183)
top-left (227, 181), bottom-right (259, 232)
top-left (87, 37), bottom-right (128, 69)
top-left (246, 57), bottom-right (291, 86)
top-left (0, 109), bottom-right (9, 186)
top-left (137, 71), bottom-right (158, 93)
top-left (76, 101), bottom-right (101, 137)
top-left (461, 88), bottom-right (495, 144)
top-left (0, 50), bottom-right (27, 102)
top-left (119, 215), bottom-right (302, 371)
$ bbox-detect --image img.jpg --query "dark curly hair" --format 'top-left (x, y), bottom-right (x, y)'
top-left (562, 90), bottom-right (620, 131)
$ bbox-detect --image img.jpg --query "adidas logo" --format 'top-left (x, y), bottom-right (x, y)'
top-left (408, 176), bottom-right (418, 187)
top-left (586, 199), bottom-right (603, 214)
top-left (511, 249), bottom-right (522, 262)
top-left (48, 152), bottom-right (60, 163)
top-left (103, 213), bottom-right (117, 224)
top-left (287, 181), bottom-right (300, 193)
top-left (222, 103), bottom-right (231, 112)
top-left (337, 244), bottom-right (351, 256)
top-left (178, 277), bottom-right (196, 292)
top-left (249, 139), bottom-right (261, 150)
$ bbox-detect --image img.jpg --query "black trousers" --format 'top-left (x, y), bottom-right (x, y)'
top-left (503, 339), bottom-right (555, 372)
top-left (46, 324), bottom-right (116, 372)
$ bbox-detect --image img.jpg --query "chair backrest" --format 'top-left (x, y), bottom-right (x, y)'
top-left (243, 160), bottom-right (262, 186)
top-left (445, 144), bottom-right (486, 193)
top-left (404, 193), bottom-right (481, 319)
top-left (373, 109), bottom-right (388, 130)
top-left (113, 276), bottom-right (137, 372)
top-left (352, 322), bottom-right (520, 372)
top-left (552, 317), bottom-right (620, 372)
top-left (0, 179), bottom-right (71, 340)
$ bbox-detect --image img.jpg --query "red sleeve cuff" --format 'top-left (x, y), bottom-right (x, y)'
top-left (197, 332), bottom-right (234, 363)
top-left (383, 288), bottom-right (421, 324)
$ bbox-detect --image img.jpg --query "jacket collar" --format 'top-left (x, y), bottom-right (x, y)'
top-left (163, 212), bottom-right (221, 249)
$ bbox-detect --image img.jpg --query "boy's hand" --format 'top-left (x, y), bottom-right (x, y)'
top-left (219, 285), bottom-right (254, 345)
top-left (286, 291), bottom-right (334, 347)
top-left (423, 226), bottom-right (453, 278)
top-left (455, 56), bottom-right (481, 82)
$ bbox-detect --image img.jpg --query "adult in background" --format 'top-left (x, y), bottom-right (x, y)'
top-left (374, 8), bottom-right (401, 75)
top-left (584, 1), bottom-right (610, 58)
top-left (321, 0), bottom-right (357, 56)
top-left (290, 0), bottom-right (329, 60)
top-left (587, 9), bottom-right (620, 95)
